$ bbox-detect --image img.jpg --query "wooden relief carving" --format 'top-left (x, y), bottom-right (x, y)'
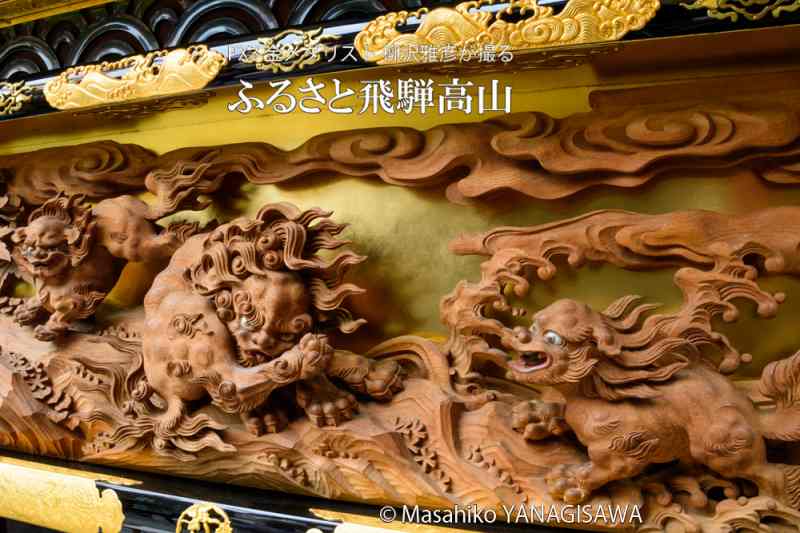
top-left (138, 203), bottom-right (402, 454)
top-left (11, 194), bottom-right (194, 341)
top-left (445, 208), bottom-right (800, 530)
top-left (2, 188), bottom-right (800, 531)
top-left (4, 97), bottom-right (800, 532)
top-left (0, 141), bottom-right (155, 205)
top-left (5, 95), bottom-right (800, 208)
top-left (129, 99), bottom-right (800, 203)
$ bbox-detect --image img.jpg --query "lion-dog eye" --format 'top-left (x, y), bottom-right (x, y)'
top-left (543, 330), bottom-right (565, 346)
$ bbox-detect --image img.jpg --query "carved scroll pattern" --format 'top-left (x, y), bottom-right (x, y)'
top-left (4, 97), bottom-right (800, 212)
top-left (137, 100), bottom-right (800, 207)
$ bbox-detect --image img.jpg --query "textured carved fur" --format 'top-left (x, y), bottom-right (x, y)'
top-left (11, 194), bottom-right (117, 341)
top-left (507, 297), bottom-right (800, 509)
top-left (141, 202), bottom-right (403, 439)
top-left (10, 194), bottom-right (194, 341)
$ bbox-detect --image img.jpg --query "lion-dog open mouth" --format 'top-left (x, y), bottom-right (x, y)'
top-left (509, 351), bottom-right (551, 373)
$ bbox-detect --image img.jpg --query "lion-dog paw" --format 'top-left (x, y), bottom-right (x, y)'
top-left (546, 464), bottom-right (591, 504)
top-left (296, 376), bottom-right (358, 427)
top-left (362, 359), bottom-right (404, 401)
top-left (241, 406), bottom-right (288, 436)
top-left (511, 399), bottom-right (569, 441)
top-left (33, 324), bottom-right (62, 342)
top-left (296, 333), bottom-right (334, 380)
top-left (14, 302), bottom-right (45, 326)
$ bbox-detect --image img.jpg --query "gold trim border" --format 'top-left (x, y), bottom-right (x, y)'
top-left (0, 456), bottom-right (126, 532)
top-left (311, 509), bottom-right (477, 533)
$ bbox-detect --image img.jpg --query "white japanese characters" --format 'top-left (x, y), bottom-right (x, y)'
top-left (227, 77), bottom-right (512, 115)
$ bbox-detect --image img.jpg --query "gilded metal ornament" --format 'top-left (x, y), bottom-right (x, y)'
top-left (0, 81), bottom-right (32, 116)
top-left (43, 45), bottom-right (227, 110)
top-left (239, 28), bottom-right (340, 73)
top-left (354, 0), bottom-right (659, 65)
top-left (680, 0), bottom-right (800, 20)
top-left (176, 502), bottom-right (233, 533)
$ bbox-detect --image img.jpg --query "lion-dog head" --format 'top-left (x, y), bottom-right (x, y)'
top-left (507, 297), bottom-right (695, 400)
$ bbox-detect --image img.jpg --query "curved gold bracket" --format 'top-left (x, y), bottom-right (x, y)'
top-left (354, 0), bottom-right (659, 65)
top-left (43, 45), bottom-right (227, 110)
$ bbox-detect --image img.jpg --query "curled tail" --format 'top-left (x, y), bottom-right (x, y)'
top-left (758, 349), bottom-right (800, 441)
top-left (135, 219), bottom-right (216, 264)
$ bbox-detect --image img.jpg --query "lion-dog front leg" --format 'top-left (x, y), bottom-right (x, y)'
top-left (546, 430), bottom-right (657, 504)
top-left (511, 399), bottom-right (570, 441)
top-left (295, 351), bottom-right (404, 428)
top-left (296, 375), bottom-right (359, 428)
top-left (512, 400), bottom-right (649, 504)
top-left (207, 333), bottom-right (333, 435)
top-left (326, 351), bottom-right (405, 401)
top-left (34, 291), bottom-right (104, 342)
